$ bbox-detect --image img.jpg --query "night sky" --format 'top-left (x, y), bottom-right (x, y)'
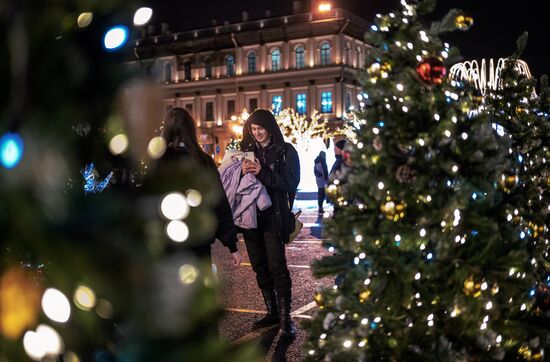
top-left (148, 0), bottom-right (549, 78)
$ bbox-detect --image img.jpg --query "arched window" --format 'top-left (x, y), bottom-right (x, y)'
top-left (204, 58), bottom-right (212, 78)
top-left (248, 51), bottom-right (257, 74)
top-left (271, 49), bottom-right (281, 71)
top-left (295, 45), bottom-right (305, 69)
top-left (320, 42), bottom-right (331, 66)
top-left (184, 61), bottom-right (192, 80)
top-left (225, 55), bottom-right (235, 76)
top-left (164, 62), bottom-right (172, 82)
top-left (344, 42), bottom-right (351, 65)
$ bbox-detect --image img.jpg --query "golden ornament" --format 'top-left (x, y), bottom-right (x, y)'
top-left (367, 62), bottom-right (392, 81)
top-left (314, 292), bottom-right (325, 309)
top-left (455, 15), bottom-right (474, 31)
top-left (380, 196), bottom-right (406, 221)
top-left (0, 267), bottom-right (43, 340)
top-left (359, 290), bottom-right (371, 303)
top-left (463, 276), bottom-right (482, 297)
top-left (515, 106), bottom-right (526, 115)
top-left (326, 184), bottom-right (341, 203)
top-left (518, 345), bottom-right (544, 361)
top-left (499, 174), bottom-right (519, 193)
top-left (527, 221), bottom-right (546, 238)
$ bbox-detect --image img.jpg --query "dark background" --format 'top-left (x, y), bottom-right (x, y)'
top-left (146, 0), bottom-right (549, 78)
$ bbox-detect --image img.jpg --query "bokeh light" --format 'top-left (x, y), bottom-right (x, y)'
top-left (109, 134), bottom-right (129, 155)
top-left (133, 7), bottom-right (153, 26)
top-left (73, 285), bottom-right (96, 311)
top-left (103, 25), bottom-right (129, 51)
top-left (0, 132), bottom-right (24, 169)
top-left (95, 299), bottom-right (114, 319)
top-left (147, 136), bottom-right (167, 159)
top-left (77, 13), bottom-right (93, 28)
top-left (186, 189), bottom-right (202, 207)
top-left (41, 288), bottom-right (71, 323)
top-left (166, 220), bottom-right (189, 242)
top-left (160, 192), bottom-right (190, 220)
top-left (178, 264), bottom-right (199, 285)
top-left (23, 325), bottom-right (64, 361)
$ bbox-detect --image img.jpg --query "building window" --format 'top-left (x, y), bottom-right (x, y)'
top-left (184, 62), bottom-right (192, 80)
top-left (271, 49), bottom-right (281, 71)
top-left (248, 52), bottom-right (257, 74)
top-left (204, 59), bottom-right (212, 78)
top-left (249, 98), bottom-right (258, 112)
top-left (321, 91), bottom-right (333, 113)
top-left (345, 92), bottom-right (352, 111)
top-left (295, 46), bottom-right (305, 69)
top-left (205, 102), bottom-right (214, 121)
top-left (164, 62), bottom-right (172, 82)
top-left (271, 95), bottom-right (283, 114)
top-left (185, 103), bottom-right (193, 115)
top-left (226, 55), bottom-right (235, 76)
top-left (227, 99), bottom-right (235, 117)
top-left (320, 42), bottom-right (331, 66)
top-left (296, 93), bottom-right (307, 115)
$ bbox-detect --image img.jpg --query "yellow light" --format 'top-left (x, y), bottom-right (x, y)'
top-left (147, 136), bottom-right (167, 159)
top-left (77, 13), bottom-right (93, 28)
top-left (109, 134), bottom-right (129, 155)
top-left (178, 264), bottom-right (199, 285)
top-left (73, 285), bottom-right (96, 311)
top-left (319, 3), bottom-right (332, 12)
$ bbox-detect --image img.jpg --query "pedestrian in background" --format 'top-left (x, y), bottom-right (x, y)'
top-left (313, 151), bottom-right (328, 215)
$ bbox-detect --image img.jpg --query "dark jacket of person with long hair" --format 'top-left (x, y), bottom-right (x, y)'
top-left (239, 109), bottom-right (300, 339)
top-left (160, 107), bottom-right (241, 266)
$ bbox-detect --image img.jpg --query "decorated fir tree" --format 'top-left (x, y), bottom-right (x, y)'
top-left (304, 1), bottom-right (549, 360)
top-left (483, 33), bottom-right (550, 274)
top-left (0, 2), bottom-right (259, 361)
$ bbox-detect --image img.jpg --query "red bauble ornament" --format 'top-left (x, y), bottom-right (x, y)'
top-left (342, 150), bottom-right (352, 166)
top-left (416, 57), bottom-right (447, 85)
top-left (535, 284), bottom-right (550, 312)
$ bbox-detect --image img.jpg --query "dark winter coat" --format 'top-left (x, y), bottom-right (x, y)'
top-left (314, 155), bottom-right (328, 189)
top-left (241, 111), bottom-right (300, 244)
top-left (159, 145), bottom-right (238, 254)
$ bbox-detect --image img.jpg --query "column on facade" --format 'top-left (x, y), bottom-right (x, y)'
top-left (216, 92), bottom-right (223, 123)
top-left (260, 44), bottom-right (266, 73)
top-left (194, 95), bottom-right (202, 125)
top-left (335, 78), bottom-right (343, 118)
top-left (283, 41), bottom-right (290, 70)
top-left (308, 82), bottom-right (317, 115)
top-left (307, 38), bottom-right (315, 67)
top-left (260, 87), bottom-right (268, 110)
top-left (335, 34), bottom-right (343, 65)
top-left (284, 84), bottom-right (292, 110)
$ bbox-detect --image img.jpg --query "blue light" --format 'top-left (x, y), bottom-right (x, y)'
top-left (0, 132), bottom-right (24, 169)
top-left (370, 322), bottom-right (378, 330)
top-left (518, 155), bottom-right (524, 163)
top-left (371, 25), bottom-right (378, 31)
top-left (471, 230), bottom-right (479, 236)
top-left (426, 252), bottom-right (433, 260)
top-left (520, 231), bottom-right (526, 239)
top-left (103, 25), bottom-right (129, 52)
top-left (472, 193), bottom-right (477, 200)
top-left (377, 121), bottom-right (385, 127)
top-left (82, 163), bottom-right (113, 194)
top-left (529, 288), bottom-right (536, 297)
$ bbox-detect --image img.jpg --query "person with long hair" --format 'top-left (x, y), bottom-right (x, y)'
top-left (160, 107), bottom-right (242, 266)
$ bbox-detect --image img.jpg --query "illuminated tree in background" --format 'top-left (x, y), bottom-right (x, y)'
top-left (275, 108), bottom-right (338, 151)
top-left (304, 0), bottom-right (549, 360)
top-left (0, 2), bottom-right (258, 361)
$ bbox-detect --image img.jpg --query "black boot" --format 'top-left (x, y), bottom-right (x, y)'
top-left (277, 291), bottom-right (296, 339)
top-left (253, 289), bottom-right (280, 329)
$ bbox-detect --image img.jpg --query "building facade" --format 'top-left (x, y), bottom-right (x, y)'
top-left (130, 1), bottom-right (370, 162)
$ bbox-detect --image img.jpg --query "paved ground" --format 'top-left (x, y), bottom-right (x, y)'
top-left (212, 199), bottom-right (332, 362)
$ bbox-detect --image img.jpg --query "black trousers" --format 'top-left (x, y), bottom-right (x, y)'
top-left (317, 187), bottom-right (326, 210)
top-left (242, 214), bottom-right (292, 296)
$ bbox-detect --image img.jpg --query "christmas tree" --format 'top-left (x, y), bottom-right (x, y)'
top-left (0, 2), bottom-right (258, 361)
top-left (304, 0), bottom-right (549, 360)
top-left (483, 33), bottom-right (550, 270)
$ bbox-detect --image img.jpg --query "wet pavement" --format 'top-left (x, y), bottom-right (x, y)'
top-left (212, 199), bottom-right (332, 362)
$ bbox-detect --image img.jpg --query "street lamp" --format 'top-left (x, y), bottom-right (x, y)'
top-left (318, 2), bottom-right (332, 12)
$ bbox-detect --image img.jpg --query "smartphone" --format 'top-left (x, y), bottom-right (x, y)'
top-left (244, 152), bottom-right (255, 162)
